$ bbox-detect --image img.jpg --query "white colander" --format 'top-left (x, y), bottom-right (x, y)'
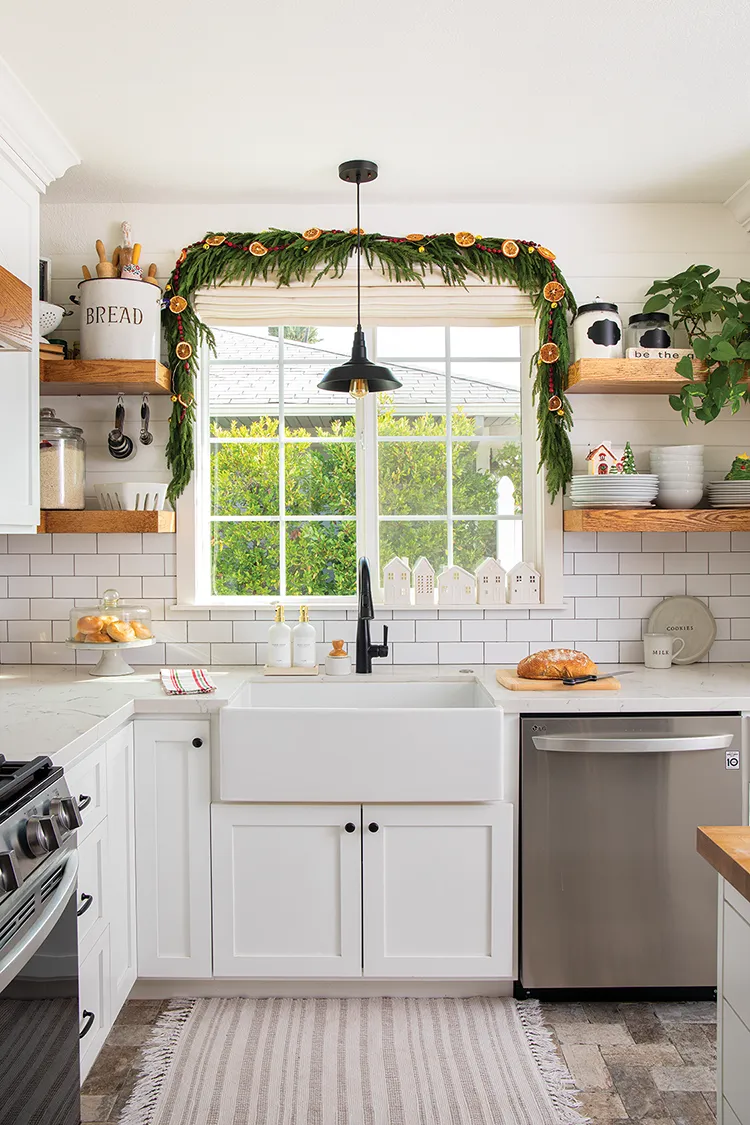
top-left (94, 482), bottom-right (167, 511)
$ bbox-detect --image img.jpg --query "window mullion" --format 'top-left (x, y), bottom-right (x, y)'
top-left (361, 326), bottom-right (380, 593)
top-left (445, 325), bottom-right (453, 567)
top-left (278, 328), bottom-right (286, 598)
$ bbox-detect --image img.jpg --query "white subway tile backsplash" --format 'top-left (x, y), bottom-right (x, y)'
top-left (143, 532), bottom-right (176, 553)
top-left (76, 554), bottom-right (118, 576)
top-left (460, 620), bottom-right (506, 642)
top-left (120, 553), bottom-right (164, 576)
top-left (438, 642), bottom-right (484, 664)
top-left (9, 534), bottom-right (50, 554)
top-left (709, 597), bottom-right (750, 617)
top-left (392, 643), bottom-right (438, 665)
top-left (97, 533), bottom-right (142, 554)
top-left (687, 532), bottom-right (730, 552)
top-left (597, 574), bottom-right (641, 596)
top-left (574, 553), bottom-right (618, 574)
top-left (620, 553), bottom-right (664, 574)
top-left (507, 620), bottom-right (552, 642)
top-left (484, 642), bottom-right (530, 663)
top-left (553, 618), bottom-right (597, 642)
top-left (187, 621), bottom-right (233, 643)
top-left (30, 643), bottom-right (70, 664)
top-left (731, 574), bottom-right (750, 596)
top-left (563, 574), bottom-right (594, 597)
top-left (165, 642), bottom-right (211, 665)
top-left (563, 532), bottom-right (597, 552)
top-left (30, 554), bottom-right (73, 576)
top-left (211, 642), bottom-right (257, 664)
top-left (143, 576), bottom-right (177, 598)
top-left (640, 533), bottom-right (686, 552)
top-left (322, 621), bottom-right (355, 642)
top-left (8, 577), bottom-right (52, 599)
top-left (710, 553), bottom-right (750, 573)
top-left (30, 599), bottom-right (74, 620)
top-left (731, 533), bottom-right (750, 551)
top-left (415, 620), bottom-right (461, 642)
top-left (152, 620), bottom-right (187, 643)
top-left (580, 642), bottom-right (620, 663)
top-left (731, 619), bottom-right (750, 639)
top-left (0, 555), bottom-right (30, 575)
top-left (8, 621), bottom-right (53, 642)
top-left (0, 642), bottom-right (30, 662)
top-left (619, 641), bottom-right (644, 663)
top-left (618, 596), bottom-right (663, 619)
top-left (563, 553), bottom-right (573, 575)
top-left (53, 577), bottom-right (97, 599)
top-left (98, 576), bottom-right (142, 598)
top-left (709, 641), bottom-right (750, 661)
top-left (379, 619), bottom-right (415, 642)
top-left (51, 534), bottom-right (95, 554)
top-left (0, 600), bottom-right (30, 619)
top-left (574, 597), bottom-right (619, 619)
top-left (640, 575), bottom-right (686, 597)
top-left (688, 573), bottom-right (730, 597)
top-left (233, 620), bottom-right (272, 643)
top-left (597, 618), bottom-right (643, 641)
top-left (664, 553), bottom-right (708, 574)
top-left (596, 532), bottom-right (642, 552)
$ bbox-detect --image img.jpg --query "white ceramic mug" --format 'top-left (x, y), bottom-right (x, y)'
top-left (643, 632), bottom-right (685, 669)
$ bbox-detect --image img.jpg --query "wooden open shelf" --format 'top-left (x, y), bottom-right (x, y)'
top-left (40, 359), bottom-right (172, 396)
top-left (564, 508), bottom-right (750, 533)
top-left (566, 358), bottom-right (712, 394)
top-left (38, 510), bottom-right (175, 534)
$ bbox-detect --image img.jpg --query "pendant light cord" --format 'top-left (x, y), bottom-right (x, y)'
top-left (356, 174), bottom-right (362, 332)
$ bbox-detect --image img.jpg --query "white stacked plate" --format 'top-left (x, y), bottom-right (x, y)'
top-left (570, 474), bottom-right (659, 508)
top-left (650, 445), bottom-right (704, 509)
top-left (707, 481), bottom-right (750, 508)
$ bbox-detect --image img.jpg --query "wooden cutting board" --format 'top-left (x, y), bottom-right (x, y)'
top-left (496, 668), bottom-right (621, 691)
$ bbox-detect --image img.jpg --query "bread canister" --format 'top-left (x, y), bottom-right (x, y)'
top-left (74, 277), bottom-right (161, 360)
top-left (572, 301), bottom-right (624, 360)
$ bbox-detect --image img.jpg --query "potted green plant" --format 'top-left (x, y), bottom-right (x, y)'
top-left (644, 265), bottom-right (750, 422)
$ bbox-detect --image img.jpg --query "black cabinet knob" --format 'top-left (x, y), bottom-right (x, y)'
top-left (192, 738), bottom-right (203, 748)
top-left (344, 822), bottom-right (356, 833)
top-left (368, 822), bottom-right (379, 833)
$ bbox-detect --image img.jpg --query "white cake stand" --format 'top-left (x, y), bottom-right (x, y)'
top-left (66, 637), bottom-right (156, 677)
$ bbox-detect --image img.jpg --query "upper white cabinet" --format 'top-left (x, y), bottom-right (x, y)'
top-left (212, 804), bottom-right (363, 978)
top-left (0, 59), bottom-right (77, 533)
top-left (362, 803), bottom-right (514, 978)
top-left (134, 720), bottom-right (212, 978)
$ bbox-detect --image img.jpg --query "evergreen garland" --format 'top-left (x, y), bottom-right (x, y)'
top-left (163, 230), bottom-right (576, 504)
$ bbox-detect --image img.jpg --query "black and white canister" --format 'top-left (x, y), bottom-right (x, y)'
top-left (625, 312), bottom-right (673, 351)
top-left (572, 301), bottom-right (623, 360)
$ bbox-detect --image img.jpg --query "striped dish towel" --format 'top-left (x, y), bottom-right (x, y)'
top-left (160, 668), bottom-right (216, 695)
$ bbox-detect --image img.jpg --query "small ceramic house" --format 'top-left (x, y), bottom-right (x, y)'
top-left (413, 556), bottom-right (436, 605)
top-left (586, 443), bottom-right (622, 476)
top-left (382, 556), bottom-right (412, 606)
top-left (475, 557), bottom-right (507, 605)
top-left (437, 565), bottom-right (477, 606)
top-left (507, 561), bottom-right (541, 604)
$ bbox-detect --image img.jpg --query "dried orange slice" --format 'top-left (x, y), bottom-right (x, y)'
top-left (501, 240), bottom-right (520, 258)
top-left (350, 227), bottom-right (365, 235)
top-left (206, 235), bottom-right (226, 246)
top-left (249, 241), bottom-right (268, 256)
top-left (537, 246), bottom-right (556, 261)
top-left (539, 342), bottom-right (560, 364)
top-left (406, 233), bottom-right (424, 242)
top-left (177, 249), bottom-right (187, 264)
top-left (169, 295), bottom-right (188, 314)
top-left (303, 227), bottom-right (322, 241)
top-left (548, 395), bottom-right (562, 411)
top-left (454, 231), bottom-right (476, 247)
top-left (543, 281), bottom-right (565, 303)
top-left (175, 342), bottom-right (193, 360)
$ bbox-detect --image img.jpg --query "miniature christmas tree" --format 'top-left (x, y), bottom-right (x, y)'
top-left (621, 441), bottom-right (636, 475)
top-left (726, 453), bottom-right (750, 481)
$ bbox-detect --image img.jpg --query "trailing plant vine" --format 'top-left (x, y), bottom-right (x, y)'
top-left (644, 264), bottom-right (750, 423)
top-left (162, 229), bottom-right (576, 504)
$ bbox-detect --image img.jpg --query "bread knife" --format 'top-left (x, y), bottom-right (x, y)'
top-left (561, 671), bottom-right (635, 686)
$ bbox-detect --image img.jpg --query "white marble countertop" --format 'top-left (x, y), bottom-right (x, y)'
top-left (1, 662), bottom-right (749, 767)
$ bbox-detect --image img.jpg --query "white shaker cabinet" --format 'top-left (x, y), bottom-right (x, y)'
top-left (106, 725), bottom-right (137, 1012)
top-left (212, 804), bottom-right (363, 978)
top-left (362, 803), bottom-right (514, 978)
top-left (134, 721), bottom-right (212, 978)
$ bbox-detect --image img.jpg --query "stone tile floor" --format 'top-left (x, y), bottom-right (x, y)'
top-left (81, 997), bottom-right (717, 1123)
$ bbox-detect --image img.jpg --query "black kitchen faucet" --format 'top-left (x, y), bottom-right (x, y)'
top-left (355, 557), bottom-right (389, 674)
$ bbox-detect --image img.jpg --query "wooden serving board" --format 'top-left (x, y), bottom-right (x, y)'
top-left (496, 668), bottom-right (621, 691)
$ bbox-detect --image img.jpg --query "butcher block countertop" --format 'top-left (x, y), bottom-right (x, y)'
top-left (698, 826), bottom-right (750, 904)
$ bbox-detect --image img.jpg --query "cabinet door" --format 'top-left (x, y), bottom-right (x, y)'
top-left (135, 721), bottom-right (211, 978)
top-left (79, 926), bottom-right (111, 1082)
top-left (362, 803), bottom-right (514, 978)
top-left (212, 804), bottom-right (362, 978)
top-left (106, 725), bottom-right (137, 1014)
top-left (76, 819), bottom-right (108, 962)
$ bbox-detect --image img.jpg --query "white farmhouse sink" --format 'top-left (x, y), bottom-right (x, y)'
top-left (220, 678), bottom-right (502, 803)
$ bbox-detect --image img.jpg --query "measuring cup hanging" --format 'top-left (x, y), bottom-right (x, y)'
top-left (107, 396), bottom-right (134, 459)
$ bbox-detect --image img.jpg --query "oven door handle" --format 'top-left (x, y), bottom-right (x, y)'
top-left (0, 852), bottom-right (79, 994)
top-left (532, 734), bottom-right (735, 753)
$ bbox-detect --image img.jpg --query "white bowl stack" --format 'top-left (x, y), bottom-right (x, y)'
top-left (650, 446), bottom-right (704, 509)
top-left (570, 474), bottom-right (659, 508)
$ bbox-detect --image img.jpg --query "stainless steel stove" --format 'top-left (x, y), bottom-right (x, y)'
top-left (0, 755), bottom-right (84, 1125)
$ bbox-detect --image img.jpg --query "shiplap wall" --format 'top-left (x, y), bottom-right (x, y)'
top-left (2, 198), bottom-right (745, 665)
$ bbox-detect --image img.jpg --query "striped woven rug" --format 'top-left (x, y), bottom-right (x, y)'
top-left (119, 997), bottom-right (588, 1125)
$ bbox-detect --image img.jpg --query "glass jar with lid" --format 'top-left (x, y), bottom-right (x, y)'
top-left (39, 407), bottom-right (86, 510)
top-left (69, 588), bottom-right (153, 644)
top-left (625, 312), bottom-right (673, 352)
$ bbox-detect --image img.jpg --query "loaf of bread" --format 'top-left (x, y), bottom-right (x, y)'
top-left (517, 648), bottom-right (597, 680)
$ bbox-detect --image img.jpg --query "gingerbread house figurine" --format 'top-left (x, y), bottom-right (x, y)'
top-left (586, 443), bottom-right (622, 476)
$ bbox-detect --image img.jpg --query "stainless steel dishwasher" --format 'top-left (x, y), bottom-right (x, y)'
top-left (519, 713), bottom-right (745, 995)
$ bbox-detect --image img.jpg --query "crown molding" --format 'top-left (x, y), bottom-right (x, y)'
top-left (725, 178), bottom-right (750, 232)
top-left (0, 57), bottom-right (78, 191)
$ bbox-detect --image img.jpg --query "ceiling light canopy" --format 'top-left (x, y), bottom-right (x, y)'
top-left (317, 160), bottom-right (402, 399)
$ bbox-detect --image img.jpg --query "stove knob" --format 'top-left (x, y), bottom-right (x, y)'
top-left (48, 797), bottom-right (83, 831)
top-left (22, 816), bottom-right (63, 858)
top-left (0, 851), bottom-right (21, 894)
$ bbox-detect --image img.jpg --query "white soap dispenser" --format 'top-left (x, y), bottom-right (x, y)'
top-left (267, 605), bottom-right (292, 668)
top-left (292, 605), bottom-right (317, 668)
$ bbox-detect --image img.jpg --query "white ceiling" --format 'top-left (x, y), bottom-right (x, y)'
top-left (3, 0), bottom-right (750, 205)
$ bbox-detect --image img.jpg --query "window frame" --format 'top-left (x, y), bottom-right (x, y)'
top-left (175, 323), bottom-right (562, 610)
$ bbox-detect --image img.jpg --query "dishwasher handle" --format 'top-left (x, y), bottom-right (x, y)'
top-left (532, 733), bottom-right (735, 754)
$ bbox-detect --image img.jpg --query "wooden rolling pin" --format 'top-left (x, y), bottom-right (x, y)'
top-left (95, 240), bottom-right (117, 278)
top-left (112, 246), bottom-right (121, 273)
top-left (81, 264), bottom-right (92, 280)
top-left (143, 263), bottom-right (160, 286)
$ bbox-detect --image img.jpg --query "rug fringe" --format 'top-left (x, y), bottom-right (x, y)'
top-left (117, 999), bottom-right (196, 1125)
top-left (515, 999), bottom-right (592, 1125)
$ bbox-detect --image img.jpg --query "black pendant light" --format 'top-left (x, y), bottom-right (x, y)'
top-left (318, 160), bottom-right (402, 399)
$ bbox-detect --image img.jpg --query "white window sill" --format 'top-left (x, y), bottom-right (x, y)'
top-left (170, 601), bottom-right (569, 614)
